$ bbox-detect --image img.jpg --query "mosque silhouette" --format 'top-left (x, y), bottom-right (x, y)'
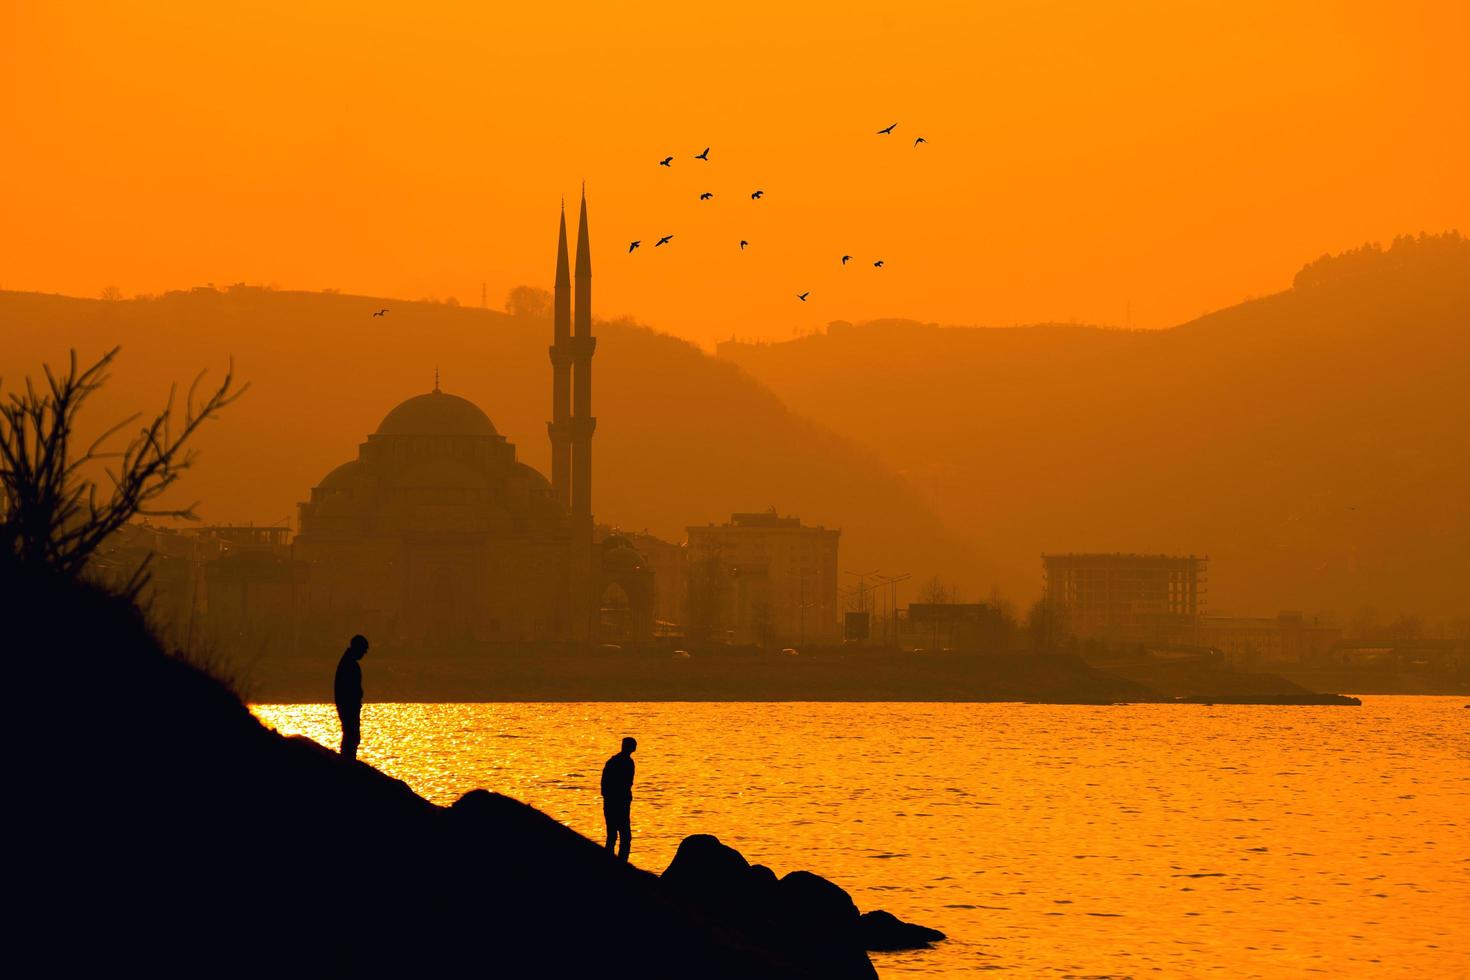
top-left (294, 193), bottom-right (654, 646)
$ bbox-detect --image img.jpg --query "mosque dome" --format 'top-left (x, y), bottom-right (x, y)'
top-left (375, 390), bottom-right (499, 437)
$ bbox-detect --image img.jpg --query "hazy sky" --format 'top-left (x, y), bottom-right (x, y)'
top-left (3, 1), bottom-right (1466, 345)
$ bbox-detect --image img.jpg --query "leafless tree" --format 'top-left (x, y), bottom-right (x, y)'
top-left (0, 346), bottom-right (247, 595)
top-left (918, 575), bottom-right (951, 606)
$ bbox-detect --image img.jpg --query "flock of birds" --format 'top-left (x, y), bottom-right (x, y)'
top-left (369, 124), bottom-right (925, 317)
top-left (630, 124), bottom-right (925, 302)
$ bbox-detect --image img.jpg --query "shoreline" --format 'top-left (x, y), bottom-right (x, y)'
top-left (236, 649), bottom-right (1371, 706)
top-left (247, 694), bottom-right (1365, 706)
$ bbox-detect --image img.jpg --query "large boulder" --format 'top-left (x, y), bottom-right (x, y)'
top-left (775, 870), bottom-right (876, 978)
top-left (778, 870), bottom-right (861, 931)
top-left (663, 834), bottom-right (752, 893)
top-left (662, 836), bottom-right (884, 979)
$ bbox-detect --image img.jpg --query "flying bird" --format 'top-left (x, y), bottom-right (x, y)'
top-left (700, 192), bottom-right (713, 200)
top-left (914, 137), bottom-right (927, 146)
top-left (873, 260), bottom-right (884, 268)
top-left (659, 156), bottom-right (674, 167)
top-left (877, 123), bottom-right (897, 134)
top-left (628, 240), bottom-right (641, 253)
top-left (739, 240), bottom-right (749, 250)
top-left (373, 309), bottom-right (389, 317)
top-left (751, 190), bottom-right (764, 200)
top-left (797, 292), bottom-right (810, 301)
top-left (841, 255), bottom-right (852, 266)
top-left (655, 235), bottom-right (673, 247)
top-left (695, 147), bottom-right (710, 160)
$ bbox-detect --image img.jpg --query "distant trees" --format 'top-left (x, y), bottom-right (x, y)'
top-left (505, 285), bottom-right (552, 319)
top-left (1026, 597), bottom-right (1067, 653)
top-left (0, 347), bottom-right (246, 594)
top-left (99, 285), bottom-right (124, 302)
top-left (1293, 231), bottom-right (1466, 289)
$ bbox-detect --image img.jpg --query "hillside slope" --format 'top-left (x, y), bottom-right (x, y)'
top-left (718, 235), bottom-right (1470, 617)
top-left (0, 287), bottom-right (976, 588)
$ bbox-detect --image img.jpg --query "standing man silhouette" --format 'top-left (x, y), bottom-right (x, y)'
top-left (334, 635), bottom-right (369, 759)
top-left (600, 736), bottom-right (637, 860)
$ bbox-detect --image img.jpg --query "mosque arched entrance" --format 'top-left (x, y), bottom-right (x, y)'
top-left (596, 536), bottom-right (654, 645)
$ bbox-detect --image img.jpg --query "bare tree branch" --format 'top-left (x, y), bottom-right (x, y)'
top-left (0, 346), bottom-right (248, 583)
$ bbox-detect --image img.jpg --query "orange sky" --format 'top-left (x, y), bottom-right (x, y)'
top-left (3, 1), bottom-right (1467, 346)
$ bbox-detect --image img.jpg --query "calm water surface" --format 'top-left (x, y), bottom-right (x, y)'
top-left (254, 697), bottom-right (1469, 977)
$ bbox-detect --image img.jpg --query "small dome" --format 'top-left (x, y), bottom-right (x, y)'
top-left (375, 390), bottom-right (498, 437)
top-left (512, 462), bottom-right (554, 494)
top-left (318, 460), bottom-right (364, 489)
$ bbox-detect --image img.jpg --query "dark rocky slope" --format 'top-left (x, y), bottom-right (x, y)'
top-left (6, 562), bottom-right (937, 976)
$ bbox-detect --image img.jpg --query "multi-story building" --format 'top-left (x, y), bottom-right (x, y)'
top-left (1043, 552), bottom-right (1206, 642)
top-left (686, 510), bottom-right (840, 646)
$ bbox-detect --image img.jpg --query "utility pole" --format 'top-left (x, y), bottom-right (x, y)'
top-left (842, 568), bottom-right (880, 642)
top-left (875, 572), bottom-right (910, 647)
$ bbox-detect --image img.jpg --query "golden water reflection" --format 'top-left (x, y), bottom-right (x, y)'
top-left (253, 698), bottom-right (1470, 977)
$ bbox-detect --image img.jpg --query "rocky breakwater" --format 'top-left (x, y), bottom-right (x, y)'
top-left (662, 834), bottom-right (945, 979)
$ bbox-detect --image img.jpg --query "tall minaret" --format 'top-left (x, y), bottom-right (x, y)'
top-left (547, 204), bottom-right (573, 507)
top-left (570, 188), bottom-right (596, 523)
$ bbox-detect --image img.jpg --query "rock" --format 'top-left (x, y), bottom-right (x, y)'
top-left (774, 870), bottom-right (877, 980)
top-left (858, 909), bottom-right (947, 951)
top-left (663, 833), bottom-right (752, 884)
top-left (662, 835), bottom-right (878, 979)
top-left (778, 870), bottom-right (862, 935)
top-left (662, 833), bottom-right (773, 921)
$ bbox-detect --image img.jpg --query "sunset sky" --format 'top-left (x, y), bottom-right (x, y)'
top-left (3, 1), bottom-right (1467, 346)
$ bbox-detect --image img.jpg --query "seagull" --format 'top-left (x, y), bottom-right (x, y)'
top-left (628, 240), bottom-right (641, 253)
top-left (873, 260), bottom-right (884, 268)
top-left (914, 137), bottom-right (927, 146)
top-left (739, 240), bottom-right (749, 250)
top-left (841, 255), bottom-right (852, 266)
top-left (373, 309), bottom-right (389, 317)
top-left (751, 190), bottom-right (764, 200)
top-left (797, 292), bottom-right (810, 301)
top-left (877, 123), bottom-right (897, 135)
top-left (655, 235), bottom-right (673, 247)
top-left (659, 156), bottom-right (674, 167)
top-left (695, 147), bottom-right (710, 160)
top-left (700, 192), bottom-right (713, 200)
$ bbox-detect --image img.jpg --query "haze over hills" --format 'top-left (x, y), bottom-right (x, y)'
top-left (3, 235), bottom-right (1464, 623)
top-left (0, 286), bottom-right (977, 593)
top-left (719, 234), bottom-right (1470, 620)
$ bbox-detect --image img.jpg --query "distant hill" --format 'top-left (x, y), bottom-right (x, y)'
top-left (718, 234), bottom-right (1470, 619)
top-left (0, 285), bottom-right (976, 591)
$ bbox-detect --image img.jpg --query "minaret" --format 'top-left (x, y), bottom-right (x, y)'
top-left (570, 188), bottom-right (596, 522)
top-left (548, 204), bottom-right (573, 508)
